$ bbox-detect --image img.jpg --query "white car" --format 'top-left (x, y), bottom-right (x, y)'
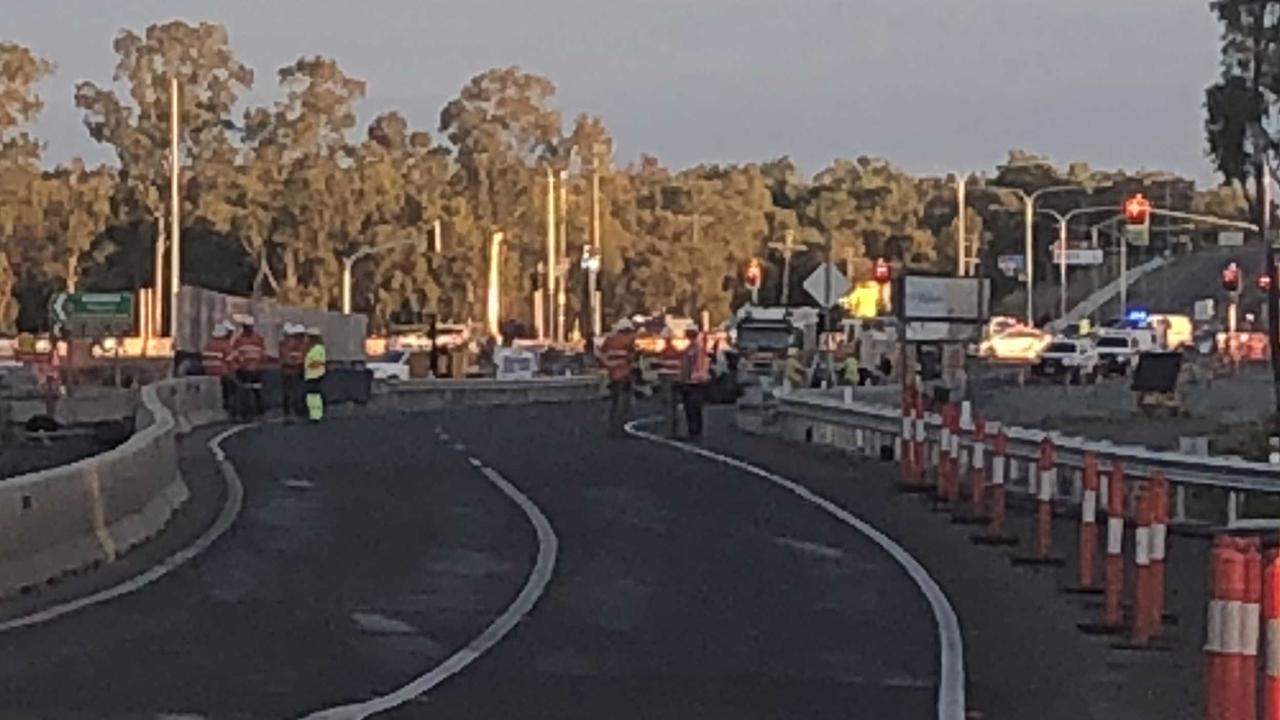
top-left (366, 350), bottom-right (411, 382)
top-left (1033, 338), bottom-right (1099, 384)
top-left (1094, 334), bottom-right (1140, 376)
top-left (979, 327), bottom-right (1051, 362)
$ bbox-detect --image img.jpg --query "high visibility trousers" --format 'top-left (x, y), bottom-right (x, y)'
top-left (305, 378), bottom-right (324, 421)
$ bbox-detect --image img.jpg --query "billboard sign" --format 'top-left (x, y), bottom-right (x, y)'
top-left (898, 276), bottom-right (990, 343)
top-left (1051, 242), bottom-right (1105, 266)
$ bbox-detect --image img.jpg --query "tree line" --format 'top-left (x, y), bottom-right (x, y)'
top-left (0, 21), bottom-right (1248, 335)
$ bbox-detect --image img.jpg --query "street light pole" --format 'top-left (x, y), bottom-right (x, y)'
top-left (168, 76), bottom-right (181, 339)
top-left (341, 225), bottom-right (441, 315)
top-left (1037, 206), bottom-right (1119, 319)
top-left (987, 184), bottom-right (1085, 325)
top-left (769, 230), bottom-right (798, 305)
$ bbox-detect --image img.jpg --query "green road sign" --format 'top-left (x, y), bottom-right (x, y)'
top-left (1125, 224), bottom-right (1150, 247)
top-left (50, 292), bottom-right (134, 337)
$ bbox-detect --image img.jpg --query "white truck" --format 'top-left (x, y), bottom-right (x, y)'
top-left (1032, 338), bottom-right (1100, 384)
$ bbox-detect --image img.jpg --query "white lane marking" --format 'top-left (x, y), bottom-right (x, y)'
top-left (774, 536), bottom-right (846, 560)
top-left (298, 459), bottom-right (558, 719)
top-left (351, 611), bottom-right (419, 636)
top-left (452, 442), bottom-right (467, 452)
top-left (624, 420), bottom-right (966, 720)
top-left (0, 424), bottom-right (251, 633)
top-left (282, 478), bottom-right (316, 490)
top-left (467, 457), bottom-right (484, 468)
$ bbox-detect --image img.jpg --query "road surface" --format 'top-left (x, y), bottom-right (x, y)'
top-left (0, 405), bottom-right (945, 719)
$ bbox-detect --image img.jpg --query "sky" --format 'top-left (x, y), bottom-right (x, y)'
top-left (4, 0), bottom-right (1225, 183)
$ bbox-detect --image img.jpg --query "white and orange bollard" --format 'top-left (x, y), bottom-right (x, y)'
top-left (1263, 548), bottom-right (1280, 720)
top-left (1204, 535), bottom-right (1261, 720)
top-left (1243, 539), bottom-right (1263, 720)
top-left (1150, 472), bottom-right (1169, 637)
top-left (1072, 453), bottom-right (1100, 593)
top-left (1080, 460), bottom-right (1125, 634)
top-left (898, 388), bottom-right (917, 488)
top-left (968, 417), bottom-right (987, 518)
top-left (972, 423), bottom-right (1017, 546)
top-left (1013, 436), bottom-right (1063, 565)
top-left (1131, 485), bottom-right (1155, 645)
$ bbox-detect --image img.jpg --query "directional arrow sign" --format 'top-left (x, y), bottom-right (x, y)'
top-left (50, 292), bottom-right (134, 338)
top-left (803, 262), bottom-right (851, 309)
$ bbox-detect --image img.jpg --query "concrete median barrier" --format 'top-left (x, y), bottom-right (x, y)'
top-left (0, 376), bottom-right (225, 599)
top-left (367, 375), bottom-right (605, 413)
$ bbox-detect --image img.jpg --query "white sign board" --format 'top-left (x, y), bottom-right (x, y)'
top-left (803, 263), bottom-right (851, 309)
top-left (1219, 230), bottom-right (1245, 247)
top-left (1194, 298), bottom-right (1216, 322)
top-left (494, 348), bottom-right (537, 380)
top-left (1051, 246), bottom-right (1105, 266)
top-left (900, 276), bottom-right (990, 322)
top-left (903, 321), bottom-right (983, 343)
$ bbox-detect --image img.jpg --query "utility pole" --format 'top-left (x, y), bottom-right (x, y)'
top-left (557, 170), bottom-right (568, 343)
top-left (486, 231), bottom-right (504, 339)
top-left (590, 156), bottom-right (602, 336)
top-left (1057, 218), bottom-right (1068, 318)
top-left (168, 76), bottom-right (181, 339)
top-left (956, 173), bottom-right (968, 277)
top-left (1024, 199), bottom-right (1034, 325)
top-left (769, 229), bottom-right (798, 306)
top-left (545, 166), bottom-right (557, 340)
top-left (154, 208), bottom-right (165, 337)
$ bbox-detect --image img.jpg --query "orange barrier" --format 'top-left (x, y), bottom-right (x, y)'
top-left (1078, 453), bottom-right (1100, 591)
top-left (1035, 437), bottom-right (1057, 560)
top-left (969, 417), bottom-right (987, 517)
top-left (1264, 549), bottom-right (1280, 720)
top-left (1205, 536), bottom-right (1260, 720)
top-left (1151, 473), bottom-right (1169, 638)
top-left (1132, 485), bottom-right (1154, 645)
top-left (1105, 462), bottom-right (1126, 629)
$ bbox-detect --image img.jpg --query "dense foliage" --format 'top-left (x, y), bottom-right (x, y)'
top-left (0, 22), bottom-right (1245, 334)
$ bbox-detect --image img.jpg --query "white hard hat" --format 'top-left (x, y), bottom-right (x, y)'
top-left (211, 324), bottom-right (231, 338)
top-left (283, 322), bottom-right (305, 335)
top-left (232, 313), bottom-right (255, 326)
top-left (612, 318), bottom-right (635, 332)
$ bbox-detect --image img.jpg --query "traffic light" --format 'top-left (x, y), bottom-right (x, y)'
top-left (1223, 262), bottom-right (1241, 293)
top-left (873, 257), bottom-right (891, 284)
top-left (744, 259), bottom-right (763, 289)
top-left (1124, 194), bottom-right (1152, 226)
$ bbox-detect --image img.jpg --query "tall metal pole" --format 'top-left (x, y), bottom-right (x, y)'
top-left (557, 170), bottom-right (568, 343)
top-left (1024, 197), bottom-right (1034, 325)
top-left (487, 231), bottom-right (504, 339)
top-left (1058, 218), bottom-right (1069, 319)
top-left (168, 76), bottom-right (181, 339)
top-left (154, 209), bottom-right (165, 336)
top-left (545, 166), bottom-right (557, 340)
top-left (1263, 169), bottom-right (1279, 409)
top-left (341, 257), bottom-right (354, 315)
top-left (1119, 225), bottom-right (1128, 315)
top-left (590, 157), bottom-right (601, 336)
top-left (956, 174), bottom-right (967, 277)
top-left (780, 229), bottom-right (795, 306)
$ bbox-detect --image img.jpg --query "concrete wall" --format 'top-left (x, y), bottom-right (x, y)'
top-left (0, 377), bottom-right (225, 598)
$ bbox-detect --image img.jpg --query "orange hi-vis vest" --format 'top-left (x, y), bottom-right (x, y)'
top-left (655, 341), bottom-right (684, 379)
top-left (598, 332), bottom-right (637, 382)
top-left (231, 333), bottom-right (266, 372)
top-left (202, 337), bottom-right (232, 377)
top-left (682, 335), bottom-right (712, 384)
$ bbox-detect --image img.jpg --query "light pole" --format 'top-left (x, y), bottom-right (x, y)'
top-left (168, 76), bottom-right (181, 339)
top-left (768, 229), bottom-right (798, 305)
top-left (1036, 206), bottom-right (1119, 318)
top-left (341, 222), bottom-right (441, 315)
top-left (984, 184), bottom-right (1086, 325)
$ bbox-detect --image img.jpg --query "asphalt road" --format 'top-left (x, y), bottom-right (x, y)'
top-left (0, 405), bottom-right (943, 719)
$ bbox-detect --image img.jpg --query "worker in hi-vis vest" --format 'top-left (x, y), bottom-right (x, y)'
top-left (304, 326), bottom-right (327, 422)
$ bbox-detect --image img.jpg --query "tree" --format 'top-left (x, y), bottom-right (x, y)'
top-left (1206, 0), bottom-right (1280, 413)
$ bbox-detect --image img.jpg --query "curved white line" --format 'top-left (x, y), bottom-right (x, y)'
top-left (0, 424), bottom-right (250, 633)
top-left (297, 456), bottom-right (559, 719)
top-left (623, 419), bottom-right (966, 720)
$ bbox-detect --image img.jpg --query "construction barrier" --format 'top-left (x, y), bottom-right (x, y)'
top-left (1034, 436), bottom-right (1057, 560)
top-left (1151, 473), bottom-right (1169, 638)
top-left (1078, 453), bottom-right (1100, 591)
top-left (1132, 485), bottom-right (1154, 645)
top-left (1205, 536), bottom-right (1262, 720)
top-left (1265, 549), bottom-right (1280, 720)
top-left (969, 417), bottom-right (987, 518)
top-left (1105, 462), bottom-right (1126, 630)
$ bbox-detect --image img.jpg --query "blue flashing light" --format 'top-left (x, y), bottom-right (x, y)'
top-left (1125, 309), bottom-right (1149, 327)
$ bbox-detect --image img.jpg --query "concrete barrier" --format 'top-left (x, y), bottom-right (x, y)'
top-left (366, 376), bottom-right (605, 414)
top-left (0, 376), bottom-right (225, 598)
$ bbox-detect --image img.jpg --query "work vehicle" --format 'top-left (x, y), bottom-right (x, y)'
top-left (1032, 338), bottom-right (1099, 384)
top-left (978, 327), bottom-right (1051, 363)
top-left (1094, 334), bottom-right (1140, 377)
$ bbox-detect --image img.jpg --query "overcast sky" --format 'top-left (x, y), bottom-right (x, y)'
top-left (5, 0), bottom-right (1224, 182)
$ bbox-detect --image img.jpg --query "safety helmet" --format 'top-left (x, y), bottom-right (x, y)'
top-left (232, 313), bottom-right (255, 326)
top-left (612, 318), bottom-right (635, 332)
top-left (211, 324), bottom-right (231, 338)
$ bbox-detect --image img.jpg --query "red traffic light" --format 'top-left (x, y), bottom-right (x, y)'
top-left (744, 259), bottom-right (763, 289)
top-left (1123, 194), bottom-right (1152, 225)
top-left (873, 258), bottom-right (891, 284)
top-left (1223, 262), bottom-right (1241, 293)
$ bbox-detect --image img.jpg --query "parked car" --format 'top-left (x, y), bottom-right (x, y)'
top-left (1095, 334), bottom-right (1140, 376)
top-left (366, 349), bottom-right (411, 382)
top-left (1033, 338), bottom-right (1099, 384)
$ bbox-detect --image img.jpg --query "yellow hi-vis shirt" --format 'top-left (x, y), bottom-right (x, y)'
top-left (304, 343), bottom-right (327, 381)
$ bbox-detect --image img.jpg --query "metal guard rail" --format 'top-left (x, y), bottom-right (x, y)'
top-left (777, 392), bottom-right (1279, 494)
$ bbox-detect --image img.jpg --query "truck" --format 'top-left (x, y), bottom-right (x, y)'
top-left (732, 306), bottom-right (820, 386)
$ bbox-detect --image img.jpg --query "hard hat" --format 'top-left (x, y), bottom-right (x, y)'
top-left (306, 326), bottom-right (322, 336)
top-left (612, 318), bottom-right (634, 332)
top-left (211, 324), bottom-right (231, 338)
top-left (232, 313), bottom-right (254, 326)
top-left (283, 322), bottom-right (305, 335)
